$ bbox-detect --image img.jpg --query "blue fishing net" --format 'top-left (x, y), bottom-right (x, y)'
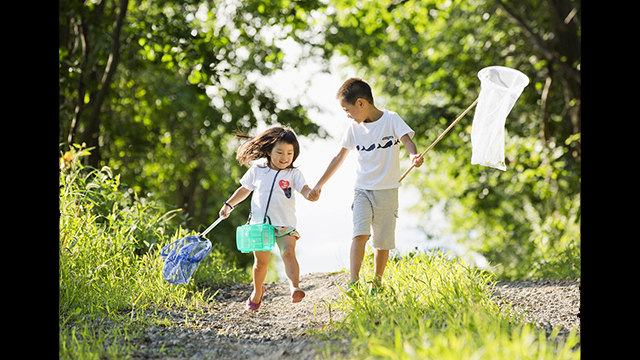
top-left (160, 235), bottom-right (212, 285)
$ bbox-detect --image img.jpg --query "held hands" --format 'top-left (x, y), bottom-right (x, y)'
top-left (304, 186), bottom-right (321, 202)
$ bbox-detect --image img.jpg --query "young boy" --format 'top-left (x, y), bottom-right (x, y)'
top-left (311, 78), bottom-right (424, 291)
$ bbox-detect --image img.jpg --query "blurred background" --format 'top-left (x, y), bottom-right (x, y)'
top-left (59, 0), bottom-right (580, 280)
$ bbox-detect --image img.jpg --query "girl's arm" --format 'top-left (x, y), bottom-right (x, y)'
top-left (219, 186), bottom-right (252, 218)
top-left (312, 147), bottom-right (350, 196)
top-left (400, 134), bottom-right (424, 168)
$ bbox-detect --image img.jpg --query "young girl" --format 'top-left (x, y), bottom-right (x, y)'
top-left (219, 126), bottom-right (318, 311)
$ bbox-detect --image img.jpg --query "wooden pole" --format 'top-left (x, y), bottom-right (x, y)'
top-left (398, 98), bottom-right (479, 182)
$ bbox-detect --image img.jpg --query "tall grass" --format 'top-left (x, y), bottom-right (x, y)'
top-left (59, 145), bottom-right (248, 358)
top-left (60, 145), bottom-right (579, 359)
top-left (323, 250), bottom-right (580, 359)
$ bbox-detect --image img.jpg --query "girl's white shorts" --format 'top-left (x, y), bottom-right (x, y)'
top-left (351, 188), bottom-right (399, 250)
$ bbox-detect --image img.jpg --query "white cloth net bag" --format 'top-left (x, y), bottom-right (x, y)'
top-left (471, 66), bottom-right (529, 170)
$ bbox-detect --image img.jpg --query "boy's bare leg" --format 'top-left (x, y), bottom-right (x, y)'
top-left (373, 248), bottom-right (389, 289)
top-left (350, 235), bottom-right (370, 283)
top-left (251, 250), bottom-right (270, 304)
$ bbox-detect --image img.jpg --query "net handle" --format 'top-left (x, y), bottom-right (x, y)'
top-left (398, 98), bottom-right (479, 182)
top-left (200, 215), bottom-right (226, 238)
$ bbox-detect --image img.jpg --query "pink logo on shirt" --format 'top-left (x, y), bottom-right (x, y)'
top-left (279, 180), bottom-right (292, 199)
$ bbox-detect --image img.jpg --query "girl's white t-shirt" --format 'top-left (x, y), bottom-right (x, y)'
top-left (340, 109), bottom-right (415, 190)
top-left (240, 164), bottom-right (307, 228)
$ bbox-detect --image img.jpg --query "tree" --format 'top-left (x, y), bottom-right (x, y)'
top-left (59, 0), bottom-right (329, 264)
top-left (321, 0), bottom-right (580, 278)
top-left (60, 0), bottom-right (581, 277)
top-left (60, 0), bottom-right (130, 167)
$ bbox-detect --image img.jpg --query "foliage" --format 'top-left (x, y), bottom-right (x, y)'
top-left (58, 0), bottom-right (583, 356)
top-left (192, 242), bottom-right (252, 285)
top-left (59, 0), bottom-right (581, 277)
top-left (321, 0), bottom-right (581, 279)
top-left (59, 145), bottom-right (247, 358)
top-left (59, 0), bottom-right (329, 267)
top-left (321, 250), bottom-right (580, 359)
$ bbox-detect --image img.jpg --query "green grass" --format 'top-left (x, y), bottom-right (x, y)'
top-left (60, 145), bottom-right (580, 359)
top-left (320, 250), bottom-right (580, 359)
top-left (59, 145), bottom-right (248, 359)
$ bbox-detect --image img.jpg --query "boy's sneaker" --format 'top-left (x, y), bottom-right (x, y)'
top-left (368, 279), bottom-right (383, 295)
top-left (345, 281), bottom-right (361, 296)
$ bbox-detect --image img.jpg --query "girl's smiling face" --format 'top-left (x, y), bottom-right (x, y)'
top-left (268, 141), bottom-right (295, 170)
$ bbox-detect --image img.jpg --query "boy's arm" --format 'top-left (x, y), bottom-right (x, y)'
top-left (312, 147), bottom-right (350, 195)
top-left (219, 186), bottom-right (252, 218)
top-left (400, 134), bottom-right (424, 168)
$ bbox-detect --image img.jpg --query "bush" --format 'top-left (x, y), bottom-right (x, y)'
top-left (59, 144), bottom-right (247, 358)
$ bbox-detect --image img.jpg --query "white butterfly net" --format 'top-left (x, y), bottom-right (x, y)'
top-left (471, 66), bottom-right (529, 170)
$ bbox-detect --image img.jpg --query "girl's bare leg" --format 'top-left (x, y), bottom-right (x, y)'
top-left (276, 235), bottom-right (304, 301)
top-left (251, 250), bottom-right (270, 304)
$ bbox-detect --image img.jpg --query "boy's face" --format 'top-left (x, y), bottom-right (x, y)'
top-left (340, 98), bottom-right (367, 124)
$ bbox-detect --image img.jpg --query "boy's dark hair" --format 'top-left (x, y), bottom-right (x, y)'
top-left (336, 78), bottom-right (374, 105)
top-left (235, 126), bottom-right (300, 168)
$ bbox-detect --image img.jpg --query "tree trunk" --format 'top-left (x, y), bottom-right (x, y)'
top-left (80, 0), bottom-right (129, 168)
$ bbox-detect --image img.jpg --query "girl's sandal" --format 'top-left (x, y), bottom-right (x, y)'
top-left (246, 285), bottom-right (266, 311)
top-left (291, 288), bottom-right (305, 303)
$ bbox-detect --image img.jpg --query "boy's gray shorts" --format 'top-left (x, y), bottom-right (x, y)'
top-left (351, 188), bottom-right (399, 250)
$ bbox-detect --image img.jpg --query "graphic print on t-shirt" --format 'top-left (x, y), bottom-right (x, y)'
top-left (356, 135), bottom-right (400, 152)
top-left (279, 179), bottom-right (292, 199)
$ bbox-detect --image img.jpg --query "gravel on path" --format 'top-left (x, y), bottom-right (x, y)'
top-left (115, 273), bottom-right (580, 359)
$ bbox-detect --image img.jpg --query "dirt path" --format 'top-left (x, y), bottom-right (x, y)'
top-left (128, 273), bottom-right (580, 359)
top-left (492, 278), bottom-right (581, 342)
top-left (132, 272), bottom-right (351, 359)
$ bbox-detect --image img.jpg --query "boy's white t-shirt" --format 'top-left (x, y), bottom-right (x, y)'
top-left (240, 164), bottom-right (307, 228)
top-left (340, 109), bottom-right (415, 190)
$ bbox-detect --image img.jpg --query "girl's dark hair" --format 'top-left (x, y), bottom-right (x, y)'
top-left (336, 77), bottom-right (374, 105)
top-left (235, 126), bottom-right (300, 168)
